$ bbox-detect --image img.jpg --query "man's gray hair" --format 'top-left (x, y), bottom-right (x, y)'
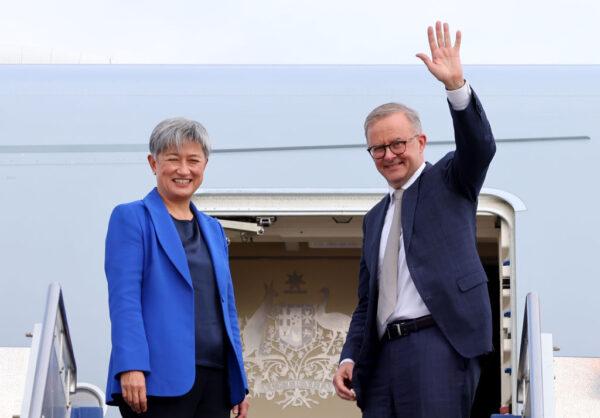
top-left (149, 117), bottom-right (211, 158)
top-left (364, 103), bottom-right (422, 139)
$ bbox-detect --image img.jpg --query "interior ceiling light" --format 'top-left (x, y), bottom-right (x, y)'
top-left (332, 216), bottom-right (353, 224)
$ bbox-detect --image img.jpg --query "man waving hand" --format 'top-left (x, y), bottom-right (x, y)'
top-left (333, 22), bottom-right (495, 418)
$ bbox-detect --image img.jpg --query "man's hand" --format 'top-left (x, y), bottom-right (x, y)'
top-left (120, 370), bottom-right (147, 414)
top-left (416, 21), bottom-right (465, 91)
top-left (231, 397), bottom-right (250, 417)
top-left (333, 362), bottom-right (356, 401)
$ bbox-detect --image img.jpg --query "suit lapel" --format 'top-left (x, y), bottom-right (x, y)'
top-left (367, 194), bottom-right (390, 290)
top-left (143, 188), bottom-right (193, 287)
top-left (402, 162), bottom-right (431, 252)
top-left (192, 206), bottom-right (227, 299)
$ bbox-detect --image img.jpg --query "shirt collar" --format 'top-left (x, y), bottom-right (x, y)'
top-left (388, 162), bottom-right (427, 198)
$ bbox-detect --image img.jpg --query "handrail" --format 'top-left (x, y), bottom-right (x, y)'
top-left (516, 292), bottom-right (544, 417)
top-left (21, 282), bottom-right (77, 418)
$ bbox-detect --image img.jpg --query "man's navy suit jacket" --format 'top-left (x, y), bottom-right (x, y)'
top-left (340, 90), bottom-right (496, 408)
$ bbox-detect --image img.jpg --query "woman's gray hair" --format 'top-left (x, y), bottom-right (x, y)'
top-left (363, 103), bottom-right (422, 139)
top-left (149, 117), bottom-right (211, 158)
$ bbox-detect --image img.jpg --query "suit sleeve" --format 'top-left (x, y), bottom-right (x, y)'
top-left (105, 204), bottom-right (151, 376)
top-left (446, 88), bottom-right (496, 201)
top-left (340, 217), bottom-right (370, 362)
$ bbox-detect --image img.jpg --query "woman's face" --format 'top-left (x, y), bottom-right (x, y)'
top-left (147, 141), bottom-right (208, 205)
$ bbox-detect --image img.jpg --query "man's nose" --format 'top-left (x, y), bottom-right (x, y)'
top-left (383, 146), bottom-right (397, 160)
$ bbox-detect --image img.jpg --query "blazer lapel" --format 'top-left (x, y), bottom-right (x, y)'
top-left (402, 162), bottom-right (431, 252)
top-left (143, 188), bottom-right (193, 287)
top-left (367, 194), bottom-right (390, 290)
top-left (193, 206), bottom-right (227, 299)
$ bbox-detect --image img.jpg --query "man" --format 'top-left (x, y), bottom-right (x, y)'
top-left (332, 22), bottom-right (495, 418)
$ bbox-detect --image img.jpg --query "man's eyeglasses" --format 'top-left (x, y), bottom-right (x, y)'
top-left (366, 134), bottom-right (419, 159)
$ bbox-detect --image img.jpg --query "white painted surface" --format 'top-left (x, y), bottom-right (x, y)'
top-left (0, 347), bottom-right (30, 418)
top-left (541, 333), bottom-right (555, 418)
top-left (554, 356), bottom-right (600, 417)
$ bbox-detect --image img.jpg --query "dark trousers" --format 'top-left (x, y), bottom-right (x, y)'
top-left (118, 366), bottom-right (229, 418)
top-left (362, 325), bottom-right (480, 418)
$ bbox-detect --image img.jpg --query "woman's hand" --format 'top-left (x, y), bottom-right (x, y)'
top-left (231, 396), bottom-right (250, 417)
top-left (120, 370), bottom-right (147, 414)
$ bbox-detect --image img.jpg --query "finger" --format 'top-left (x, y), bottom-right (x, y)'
top-left (122, 386), bottom-right (129, 405)
top-left (336, 386), bottom-right (355, 400)
top-left (415, 53), bottom-right (433, 69)
top-left (435, 21), bottom-right (444, 49)
top-left (454, 30), bottom-right (462, 51)
top-left (130, 390), bottom-right (141, 414)
top-left (240, 401), bottom-right (249, 418)
top-left (333, 375), bottom-right (354, 400)
top-left (334, 384), bottom-right (350, 399)
top-left (426, 26), bottom-right (436, 53)
top-left (443, 22), bottom-right (451, 48)
top-left (140, 389), bottom-right (148, 413)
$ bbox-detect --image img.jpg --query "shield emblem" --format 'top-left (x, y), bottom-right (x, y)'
top-left (276, 304), bottom-right (315, 350)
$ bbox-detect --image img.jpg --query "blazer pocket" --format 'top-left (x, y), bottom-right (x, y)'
top-left (456, 271), bottom-right (487, 292)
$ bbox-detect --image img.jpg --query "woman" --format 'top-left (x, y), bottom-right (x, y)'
top-left (104, 117), bottom-right (249, 417)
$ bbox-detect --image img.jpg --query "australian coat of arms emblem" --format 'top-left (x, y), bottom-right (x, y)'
top-left (240, 272), bottom-right (351, 409)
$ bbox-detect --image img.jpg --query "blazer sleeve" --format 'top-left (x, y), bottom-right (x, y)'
top-left (446, 88), bottom-right (496, 201)
top-left (105, 204), bottom-right (151, 376)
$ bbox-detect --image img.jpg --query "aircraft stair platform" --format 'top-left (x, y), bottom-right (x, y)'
top-left (490, 355), bottom-right (600, 418)
top-left (492, 293), bottom-right (600, 418)
top-left (0, 283), bottom-right (105, 418)
top-left (3, 285), bottom-right (599, 418)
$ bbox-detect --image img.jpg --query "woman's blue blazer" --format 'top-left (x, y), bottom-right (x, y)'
top-left (104, 188), bottom-right (248, 405)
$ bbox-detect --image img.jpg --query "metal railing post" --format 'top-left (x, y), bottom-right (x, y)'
top-left (516, 292), bottom-right (544, 418)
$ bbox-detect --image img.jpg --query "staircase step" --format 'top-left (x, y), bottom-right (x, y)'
top-left (70, 407), bottom-right (103, 418)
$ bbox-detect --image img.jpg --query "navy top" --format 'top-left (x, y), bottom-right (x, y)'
top-left (171, 215), bottom-right (226, 368)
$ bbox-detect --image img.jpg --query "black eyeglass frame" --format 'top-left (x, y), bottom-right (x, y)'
top-left (366, 134), bottom-right (420, 159)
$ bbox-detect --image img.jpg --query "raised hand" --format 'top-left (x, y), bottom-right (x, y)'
top-left (416, 21), bottom-right (465, 90)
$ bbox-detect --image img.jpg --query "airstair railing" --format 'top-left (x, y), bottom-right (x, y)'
top-left (516, 292), bottom-right (544, 418)
top-left (20, 282), bottom-right (77, 418)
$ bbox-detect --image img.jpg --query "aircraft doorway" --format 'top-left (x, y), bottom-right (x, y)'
top-left (194, 190), bottom-right (519, 418)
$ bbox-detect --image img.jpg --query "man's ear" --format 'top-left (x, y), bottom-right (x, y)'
top-left (147, 154), bottom-right (157, 174)
top-left (418, 134), bottom-right (427, 153)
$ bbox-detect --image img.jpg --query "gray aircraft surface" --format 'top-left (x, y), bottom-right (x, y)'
top-left (0, 64), bottom-right (598, 418)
